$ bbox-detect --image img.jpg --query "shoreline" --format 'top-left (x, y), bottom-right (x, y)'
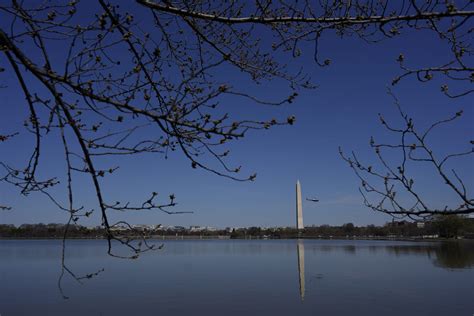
top-left (1, 236), bottom-right (472, 242)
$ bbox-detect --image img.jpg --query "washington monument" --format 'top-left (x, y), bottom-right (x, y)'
top-left (296, 180), bottom-right (304, 229)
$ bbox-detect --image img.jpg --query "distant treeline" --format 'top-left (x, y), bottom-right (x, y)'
top-left (1, 215), bottom-right (473, 239)
top-left (235, 216), bottom-right (474, 239)
top-left (0, 223), bottom-right (102, 239)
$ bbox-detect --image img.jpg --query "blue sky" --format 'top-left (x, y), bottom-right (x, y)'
top-left (1, 4), bottom-right (473, 228)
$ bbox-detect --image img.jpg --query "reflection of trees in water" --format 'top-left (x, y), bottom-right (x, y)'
top-left (342, 245), bottom-right (356, 254)
top-left (384, 242), bottom-right (474, 269)
top-left (306, 244), bottom-right (357, 255)
top-left (432, 243), bottom-right (474, 269)
top-left (306, 241), bottom-right (474, 269)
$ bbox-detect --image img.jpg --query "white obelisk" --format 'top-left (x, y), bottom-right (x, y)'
top-left (296, 180), bottom-right (304, 229)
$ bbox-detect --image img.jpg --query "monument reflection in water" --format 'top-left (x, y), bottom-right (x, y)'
top-left (293, 240), bottom-right (474, 302)
top-left (0, 240), bottom-right (473, 315)
top-left (297, 240), bottom-right (305, 300)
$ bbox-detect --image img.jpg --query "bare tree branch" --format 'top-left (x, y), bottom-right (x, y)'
top-left (340, 90), bottom-right (473, 219)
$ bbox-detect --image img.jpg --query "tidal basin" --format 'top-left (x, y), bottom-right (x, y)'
top-left (0, 239), bottom-right (473, 315)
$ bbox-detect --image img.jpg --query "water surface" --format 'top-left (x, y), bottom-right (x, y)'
top-left (0, 239), bottom-right (473, 315)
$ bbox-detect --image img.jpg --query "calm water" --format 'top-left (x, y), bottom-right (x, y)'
top-left (0, 239), bottom-right (473, 315)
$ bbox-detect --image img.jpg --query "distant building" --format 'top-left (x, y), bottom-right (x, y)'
top-left (169, 226), bottom-right (186, 232)
top-left (110, 225), bottom-right (128, 232)
top-left (189, 226), bottom-right (206, 232)
top-left (131, 224), bottom-right (148, 231)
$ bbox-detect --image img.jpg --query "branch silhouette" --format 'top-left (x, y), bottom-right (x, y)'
top-left (0, 0), bottom-right (472, 295)
top-left (340, 91), bottom-right (473, 220)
